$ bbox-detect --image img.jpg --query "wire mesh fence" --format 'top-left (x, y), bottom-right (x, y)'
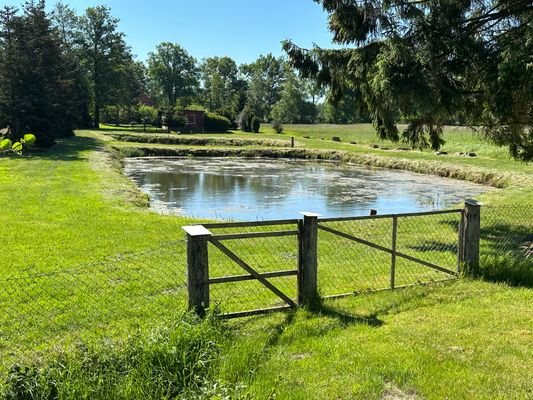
top-left (317, 210), bottom-right (462, 297)
top-left (204, 221), bottom-right (300, 316)
top-left (480, 205), bottom-right (533, 267)
top-left (0, 240), bottom-right (188, 371)
top-left (1, 203), bottom-right (530, 372)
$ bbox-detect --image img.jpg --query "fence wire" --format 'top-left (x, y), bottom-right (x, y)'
top-left (205, 223), bottom-right (299, 315)
top-left (0, 240), bottom-right (187, 371)
top-left (1, 204), bottom-right (530, 372)
top-left (317, 211), bottom-right (462, 297)
top-left (480, 205), bottom-right (533, 265)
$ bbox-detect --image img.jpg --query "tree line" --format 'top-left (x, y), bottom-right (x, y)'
top-left (0, 1), bottom-right (365, 147)
top-left (1, 0), bottom-right (530, 160)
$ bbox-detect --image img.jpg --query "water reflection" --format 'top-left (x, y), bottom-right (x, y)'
top-left (124, 158), bottom-right (491, 220)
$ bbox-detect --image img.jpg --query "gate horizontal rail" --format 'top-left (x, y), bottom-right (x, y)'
top-left (318, 208), bottom-right (463, 223)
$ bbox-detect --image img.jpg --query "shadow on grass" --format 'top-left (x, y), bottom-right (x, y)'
top-left (478, 223), bottom-right (532, 287)
top-left (29, 135), bottom-right (100, 162)
top-left (306, 301), bottom-right (383, 327)
top-left (420, 217), bottom-right (531, 287)
top-left (408, 240), bottom-right (457, 254)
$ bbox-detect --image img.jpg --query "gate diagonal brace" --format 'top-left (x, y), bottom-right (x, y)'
top-left (209, 238), bottom-right (297, 308)
top-left (317, 224), bottom-right (458, 277)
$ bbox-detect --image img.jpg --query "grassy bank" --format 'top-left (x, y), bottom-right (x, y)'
top-left (3, 281), bottom-right (532, 399)
top-left (1, 125), bottom-right (531, 398)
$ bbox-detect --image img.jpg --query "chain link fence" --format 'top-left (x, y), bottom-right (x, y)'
top-left (480, 205), bottom-right (533, 282)
top-left (1, 203), bottom-right (530, 372)
top-left (317, 210), bottom-right (461, 297)
top-left (0, 240), bottom-right (188, 372)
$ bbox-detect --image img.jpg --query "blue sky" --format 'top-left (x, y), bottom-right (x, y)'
top-left (3, 0), bottom-right (338, 64)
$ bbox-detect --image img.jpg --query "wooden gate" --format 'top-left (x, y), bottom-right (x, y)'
top-left (183, 219), bottom-right (302, 318)
top-left (184, 201), bottom-right (481, 317)
top-left (316, 209), bottom-right (463, 296)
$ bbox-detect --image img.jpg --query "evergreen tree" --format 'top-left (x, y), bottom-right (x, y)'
top-left (76, 6), bottom-right (133, 128)
top-left (284, 0), bottom-right (533, 159)
top-left (0, 1), bottom-right (84, 146)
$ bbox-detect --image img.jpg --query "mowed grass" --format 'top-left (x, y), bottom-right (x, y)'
top-left (5, 281), bottom-right (531, 399)
top-left (0, 125), bottom-right (532, 398)
top-left (216, 280), bottom-right (533, 399)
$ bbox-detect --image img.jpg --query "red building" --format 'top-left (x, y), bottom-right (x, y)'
top-left (182, 109), bottom-right (205, 133)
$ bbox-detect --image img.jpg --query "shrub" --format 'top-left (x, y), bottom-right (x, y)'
top-left (204, 112), bottom-right (230, 132)
top-left (239, 107), bottom-right (253, 132)
top-left (162, 108), bottom-right (186, 132)
top-left (0, 133), bottom-right (36, 156)
top-left (138, 105), bottom-right (158, 125)
top-left (271, 120), bottom-right (283, 133)
top-left (251, 117), bottom-right (260, 133)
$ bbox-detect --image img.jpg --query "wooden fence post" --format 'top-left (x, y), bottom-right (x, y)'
top-left (182, 225), bottom-right (212, 316)
top-left (298, 212), bottom-right (320, 305)
top-left (461, 200), bottom-right (481, 275)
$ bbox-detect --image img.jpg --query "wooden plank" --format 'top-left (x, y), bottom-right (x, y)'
top-left (318, 224), bottom-right (458, 276)
top-left (202, 219), bottom-right (299, 229)
top-left (209, 238), bottom-right (297, 307)
top-left (209, 269), bottom-right (298, 284)
top-left (219, 305), bottom-right (293, 319)
top-left (318, 208), bottom-right (463, 223)
top-left (211, 230), bottom-right (298, 241)
top-left (318, 224), bottom-right (392, 253)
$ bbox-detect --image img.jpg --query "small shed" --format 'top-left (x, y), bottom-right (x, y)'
top-left (183, 110), bottom-right (205, 133)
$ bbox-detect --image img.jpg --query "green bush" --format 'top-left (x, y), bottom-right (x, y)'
top-left (251, 117), bottom-right (260, 133)
top-left (271, 120), bottom-right (283, 133)
top-left (0, 133), bottom-right (36, 156)
top-left (163, 108), bottom-right (186, 132)
top-left (138, 105), bottom-right (158, 125)
top-left (204, 112), bottom-right (230, 132)
top-left (239, 107), bottom-right (253, 132)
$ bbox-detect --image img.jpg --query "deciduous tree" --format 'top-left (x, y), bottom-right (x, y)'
top-left (241, 54), bottom-right (286, 120)
top-left (147, 42), bottom-right (199, 107)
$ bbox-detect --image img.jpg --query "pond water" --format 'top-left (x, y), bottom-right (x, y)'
top-left (124, 157), bottom-right (491, 220)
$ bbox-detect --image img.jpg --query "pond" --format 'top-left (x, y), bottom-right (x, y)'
top-left (124, 157), bottom-right (491, 221)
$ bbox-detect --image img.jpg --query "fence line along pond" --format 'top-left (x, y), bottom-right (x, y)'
top-left (124, 157), bottom-right (491, 220)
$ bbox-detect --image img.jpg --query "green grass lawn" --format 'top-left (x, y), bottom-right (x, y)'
top-left (0, 125), bottom-right (531, 398)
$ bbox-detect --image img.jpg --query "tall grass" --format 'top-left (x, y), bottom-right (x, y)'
top-left (2, 313), bottom-right (228, 400)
